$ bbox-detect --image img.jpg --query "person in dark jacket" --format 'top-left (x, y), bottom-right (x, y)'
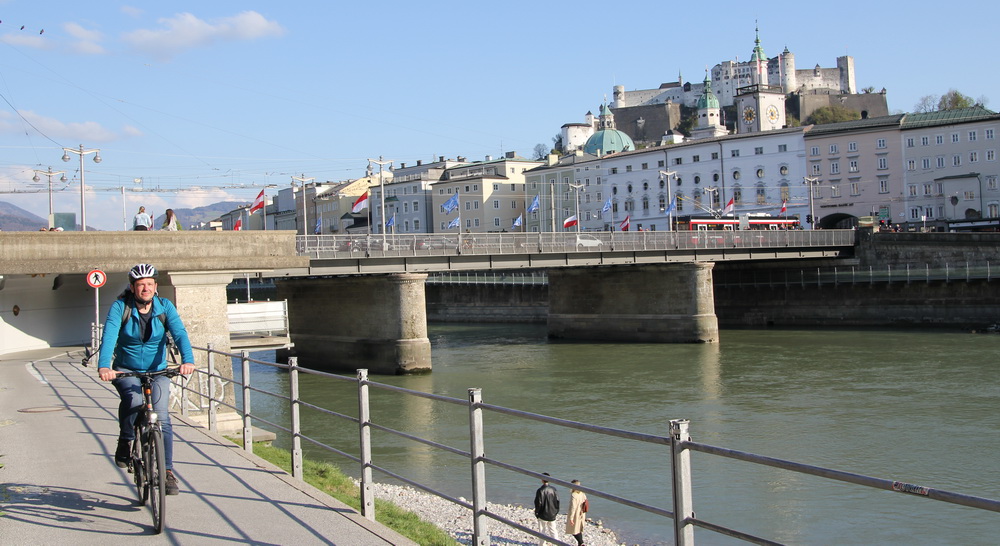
top-left (533, 473), bottom-right (560, 544)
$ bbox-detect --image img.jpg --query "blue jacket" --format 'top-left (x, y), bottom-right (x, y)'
top-left (98, 295), bottom-right (195, 372)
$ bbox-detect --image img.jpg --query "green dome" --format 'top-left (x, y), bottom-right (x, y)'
top-left (583, 129), bottom-right (634, 155)
top-left (696, 74), bottom-right (720, 110)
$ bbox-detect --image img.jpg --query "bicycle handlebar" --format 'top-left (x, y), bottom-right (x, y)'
top-left (113, 368), bottom-right (182, 379)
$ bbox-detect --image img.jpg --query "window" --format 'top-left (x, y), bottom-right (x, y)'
top-left (953, 155), bottom-right (962, 166)
top-left (829, 144), bottom-right (839, 154)
top-left (830, 162), bottom-right (840, 175)
top-left (879, 178), bottom-right (889, 194)
top-left (964, 191), bottom-right (975, 200)
top-left (970, 151), bottom-right (979, 163)
top-left (474, 218), bottom-right (480, 227)
top-left (908, 160), bottom-right (916, 171)
top-left (921, 136), bottom-right (929, 146)
top-left (877, 138), bottom-right (886, 149)
top-left (921, 158), bottom-right (930, 169)
top-left (756, 184), bottom-right (766, 205)
top-left (831, 185), bottom-right (841, 198)
top-left (731, 149), bottom-right (740, 158)
top-left (780, 165), bottom-right (789, 175)
top-left (906, 138), bottom-right (915, 148)
top-left (754, 147), bottom-right (764, 155)
top-left (811, 146), bottom-right (820, 156)
top-left (642, 197), bottom-right (649, 211)
top-left (987, 176), bottom-right (998, 190)
top-left (937, 156), bottom-right (946, 168)
top-left (493, 200), bottom-right (500, 209)
top-left (493, 184), bottom-right (500, 191)
top-left (849, 160), bottom-right (859, 173)
top-left (909, 207), bottom-right (921, 220)
top-left (851, 182), bottom-right (860, 196)
top-left (413, 201), bottom-right (419, 212)
top-left (987, 129), bottom-right (995, 139)
top-left (610, 168), bottom-right (618, 174)
top-left (811, 164), bottom-right (821, 175)
top-left (642, 182), bottom-right (649, 191)
top-left (692, 155), bottom-right (700, 162)
top-left (674, 158), bottom-right (683, 165)
top-left (711, 152), bottom-right (719, 160)
top-left (952, 133), bottom-right (960, 143)
top-left (414, 220), bottom-right (420, 231)
top-left (779, 144), bottom-right (788, 152)
top-left (936, 135), bottom-right (944, 145)
top-left (848, 141), bottom-right (858, 152)
top-left (493, 217), bottom-right (500, 227)
top-left (756, 168), bottom-right (764, 178)
top-left (732, 170), bottom-right (741, 180)
top-left (658, 160), bottom-right (665, 167)
top-left (908, 185), bottom-right (918, 197)
top-left (877, 157), bottom-right (888, 170)
top-left (626, 165), bottom-right (633, 172)
top-left (641, 163), bottom-right (648, 170)
top-left (969, 131), bottom-right (977, 142)
top-left (923, 183), bottom-right (933, 196)
top-left (780, 183), bottom-right (790, 202)
top-left (989, 150), bottom-right (996, 161)
top-left (512, 200), bottom-right (517, 208)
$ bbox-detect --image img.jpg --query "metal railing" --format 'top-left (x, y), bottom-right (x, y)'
top-left (171, 345), bottom-right (1000, 546)
top-left (295, 230), bottom-right (856, 259)
top-left (426, 270), bottom-right (549, 285)
top-left (716, 261), bottom-right (995, 288)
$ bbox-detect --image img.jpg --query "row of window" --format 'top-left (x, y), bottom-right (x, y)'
top-left (810, 157), bottom-right (889, 175)
top-left (906, 129), bottom-right (995, 147)
top-left (809, 139), bottom-right (889, 156)
top-left (906, 150), bottom-right (997, 170)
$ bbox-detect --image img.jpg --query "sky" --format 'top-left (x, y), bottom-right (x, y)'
top-left (1, 1), bottom-right (998, 230)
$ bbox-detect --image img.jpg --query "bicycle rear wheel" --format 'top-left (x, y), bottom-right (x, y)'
top-left (145, 426), bottom-right (167, 533)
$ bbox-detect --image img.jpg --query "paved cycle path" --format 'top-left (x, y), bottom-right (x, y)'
top-left (0, 348), bottom-right (415, 545)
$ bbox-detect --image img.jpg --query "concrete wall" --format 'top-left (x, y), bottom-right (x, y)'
top-left (854, 231), bottom-right (1000, 266)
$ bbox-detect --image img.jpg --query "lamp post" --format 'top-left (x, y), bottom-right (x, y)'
top-left (367, 157), bottom-right (392, 234)
top-left (62, 145), bottom-right (101, 231)
top-left (803, 177), bottom-right (819, 229)
top-left (569, 182), bottom-right (584, 232)
top-left (659, 170), bottom-right (677, 230)
top-left (703, 187), bottom-right (720, 218)
top-left (291, 174), bottom-right (314, 235)
top-left (32, 167), bottom-right (67, 228)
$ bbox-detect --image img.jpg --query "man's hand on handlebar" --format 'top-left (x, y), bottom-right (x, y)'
top-left (179, 363), bottom-right (195, 376)
top-left (98, 367), bottom-right (120, 382)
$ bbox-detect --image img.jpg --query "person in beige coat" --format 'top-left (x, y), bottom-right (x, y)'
top-left (565, 479), bottom-right (588, 546)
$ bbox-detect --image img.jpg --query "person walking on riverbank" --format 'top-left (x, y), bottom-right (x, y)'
top-left (565, 479), bottom-right (588, 546)
top-left (533, 473), bottom-right (560, 544)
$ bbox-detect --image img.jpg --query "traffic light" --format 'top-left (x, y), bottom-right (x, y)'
top-left (806, 215), bottom-right (813, 224)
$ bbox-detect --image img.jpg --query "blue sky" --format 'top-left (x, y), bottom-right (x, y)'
top-left (1, 1), bottom-right (997, 230)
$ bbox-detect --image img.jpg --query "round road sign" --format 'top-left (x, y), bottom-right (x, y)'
top-left (87, 269), bottom-right (107, 288)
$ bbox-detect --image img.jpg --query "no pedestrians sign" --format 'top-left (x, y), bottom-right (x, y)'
top-left (87, 269), bottom-right (107, 288)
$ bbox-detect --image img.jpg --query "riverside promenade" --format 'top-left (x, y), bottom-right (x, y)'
top-left (0, 348), bottom-right (415, 546)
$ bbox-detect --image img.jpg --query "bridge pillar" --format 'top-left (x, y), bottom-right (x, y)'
top-left (159, 272), bottom-right (235, 411)
top-left (548, 262), bottom-right (719, 343)
top-left (278, 273), bottom-right (432, 374)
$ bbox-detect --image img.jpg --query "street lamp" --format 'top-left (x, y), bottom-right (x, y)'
top-left (659, 170), bottom-right (677, 230)
top-left (32, 166), bottom-right (67, 228)
top-left (291, 174), bottom-right (314, 235)
top-left (803, 177), bottom-right (820, 229)
top-left (703, 187), bottom-right (720, 217)
top-left (62, 145), bottom-right (101, 231)
top-left (569, 182), bottom-right (584, 232)
top-left (367, 157), bottom-right (392, 234)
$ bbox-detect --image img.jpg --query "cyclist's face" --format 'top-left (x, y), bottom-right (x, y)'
top-left (131, 278), bottom-right (157, 303)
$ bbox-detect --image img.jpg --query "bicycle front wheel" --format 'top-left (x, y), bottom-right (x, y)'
top-left (145, 426), bottom-right (167, 534)
top-left (133, 427), bottom-right (147, 504)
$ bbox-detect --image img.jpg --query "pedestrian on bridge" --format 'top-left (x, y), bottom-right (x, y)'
top-left (133, 206), bottom-right (152, 231)
top-left (97, 263), bottom-right (195, 495)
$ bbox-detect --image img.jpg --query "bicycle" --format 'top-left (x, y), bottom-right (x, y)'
top-left (84, 347), bottom-right (178, 534)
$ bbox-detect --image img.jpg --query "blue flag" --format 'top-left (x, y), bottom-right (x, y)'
top-left (602, 197), bottom-right (612, 213)
top-left (314, 217), bottom-right (322, 234)
top-left (441, 192), bottom-right (459, 213)
top-left (664, 198), bottom-right (676, 214)
top-left (512, 214), bottom-right (522, 229)
top-left (447, 216), bottom-right (461, 229)
top-left (386, 214), bottom-right (395, 228)
top-left (527, 194), bottom-right (539, 213)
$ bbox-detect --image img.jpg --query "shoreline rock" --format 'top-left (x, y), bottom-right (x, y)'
top-left (364, 481), bottom-right (629, 546)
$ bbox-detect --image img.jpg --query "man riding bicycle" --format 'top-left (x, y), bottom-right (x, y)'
top-left (98, 263), bottom-right (195, 495)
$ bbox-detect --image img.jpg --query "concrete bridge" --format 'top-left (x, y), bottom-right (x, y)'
top-left (0, 230), bottom-right (855, 374)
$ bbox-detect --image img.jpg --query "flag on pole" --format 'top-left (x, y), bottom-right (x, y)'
top-left (779, 200), bottom-right (787, 216)
top-left (352, 191), bottom-right (369, 213)
top-left (441, 192), bottom-right (460, 213)
top-left (601, 197), bottom-right (612, 213)
top-left (315, 218), bottom-right (322, 234)
top-left (512, 214), bottom-right (522, 229)
top-left (722, 197), bottom-right (735, 216)
top-left (619, 215), bottom-right (630, 231)
top-left (526, 194), bottom-right (540, 213)
top-left (249, 189), bottom-right (266, 214)
top-left (563, 215), bottom-right (578, 229)
top-left (664, 198), bottom-right (676, 214)
top-left (447, 216), bottom-right (461, 229)
top-left (386, 214), bottom-right (395, 228)
top-left (233, 218), bottom-right (242, 231)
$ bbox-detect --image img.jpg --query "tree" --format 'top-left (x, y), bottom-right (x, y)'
top-left (938, 89), bottom-right (975, 111)
top-left (532, 143), bottom-right (549, 160)
top-left (804, 104), bottom-right (861, 125)
top-left (913, 95), bottom-right (937, 113)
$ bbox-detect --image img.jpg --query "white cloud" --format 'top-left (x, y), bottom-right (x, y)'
top-left (63, 22), bottom-right (104, 43)
top-left (121, 11), bottom-right (284, 60)
top-left (0, 33), bottom-right (49, 49)
top-left (121, 5), bottom-right (144, 18)
top-left (0, 110), bottom-right (120, 143)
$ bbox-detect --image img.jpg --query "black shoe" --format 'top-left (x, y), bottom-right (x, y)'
top-left (165, 470), bottom-right (179, 495)
top-left (114, 439), bottom-right (130, 468)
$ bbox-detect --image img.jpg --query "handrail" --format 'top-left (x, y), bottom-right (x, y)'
top-left (171, 344), bottom-right (1000, 545)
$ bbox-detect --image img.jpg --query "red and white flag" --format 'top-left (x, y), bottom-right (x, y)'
top-left (619, 215), bottom-right (630, 231)
top-left (352, 191), bottom-right (369, 213)
top-left (249, 189), bottom-right (265, 214)
top-left (563, 215), bottom-right (578, 229)
top-left (779, 200), bottom-right (787, 216)
top-left (722, 198), bottom-right (735, 216)
top-left (233, 218), bottom-right (242, 231)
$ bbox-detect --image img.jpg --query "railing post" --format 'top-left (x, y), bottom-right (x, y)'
top-left (241, 350), bottom-right (253, 452)
top-left (468, 388), bottom-right (489, 546)
top-left (357, 369), bottom-right (375, 521)
top-left (289, 356), bottom-right (303, 481)
top-left (670, 419), bottom-right (695, 546)
top-left (208, 343), bottom-right (217, 432)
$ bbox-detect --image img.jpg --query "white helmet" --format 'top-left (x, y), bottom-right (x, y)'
top-left (129, 263), bottom-right (157, 282)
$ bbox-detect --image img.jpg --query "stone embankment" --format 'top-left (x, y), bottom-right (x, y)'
top-left (366, 481), bottom-right (630, 546)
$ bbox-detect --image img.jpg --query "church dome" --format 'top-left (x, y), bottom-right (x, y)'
top-left (696, 75), bottom-right (720, 110)
top-left (583, 128), bottom-right (634, 156)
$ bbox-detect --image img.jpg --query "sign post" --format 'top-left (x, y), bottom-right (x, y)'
top-left (87, 269), bottom-right (107, 347)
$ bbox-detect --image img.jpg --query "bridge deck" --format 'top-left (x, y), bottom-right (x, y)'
top-left (0, 348), bottom-right (413, 545)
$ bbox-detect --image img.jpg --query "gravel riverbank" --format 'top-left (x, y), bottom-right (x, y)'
top-left (366, 481), bottom-right (629, 546)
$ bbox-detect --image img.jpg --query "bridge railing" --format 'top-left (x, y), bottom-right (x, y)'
top-left (175, 346), bottom-right (1000, 546)
top-left (295, 230), bottom-right (856, 258)
top-left (716, 261), bottom-right (996, 288)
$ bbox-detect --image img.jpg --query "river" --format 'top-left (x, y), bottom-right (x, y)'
top-left (238, 324), bottom-right (1000, 545)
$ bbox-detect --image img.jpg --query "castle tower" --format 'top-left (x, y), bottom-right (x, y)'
top-left (734, 84), bottom-right (785, 134)
top-left (613, 85), bottom-right (626, 108)
top-left (690, 72), bottom-right (728, 140)
top-left (781, 46), bottom-right (797, 92)
top-left (837, 56), bottom-right (856, 94)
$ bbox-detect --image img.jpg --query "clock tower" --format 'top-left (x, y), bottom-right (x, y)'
top-left (734, 84), bottom-right (785, 134)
